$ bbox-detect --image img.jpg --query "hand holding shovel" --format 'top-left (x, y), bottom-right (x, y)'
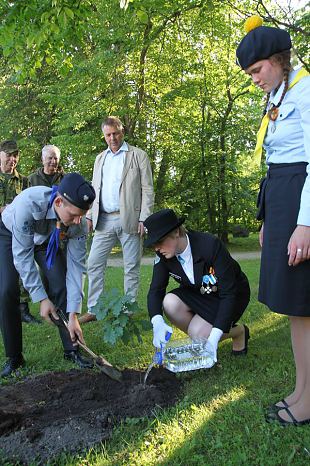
top-left (52, 309), bottom-right (123, 382)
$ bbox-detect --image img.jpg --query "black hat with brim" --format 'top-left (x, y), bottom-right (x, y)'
top-left (144, 209), bottom-right (185, 247)
top-left (236, 26), bottom-right (291, 70)
top-left (58, 173), bottom-right (96, 211)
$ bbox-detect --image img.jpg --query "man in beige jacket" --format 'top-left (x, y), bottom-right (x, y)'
top-left (80, 116), bottom-right (154, 323)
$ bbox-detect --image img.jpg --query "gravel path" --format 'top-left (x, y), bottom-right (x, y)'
top-left (107, 251), bottom-right (261, 267)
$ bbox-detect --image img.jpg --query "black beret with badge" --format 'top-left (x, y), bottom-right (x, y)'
top-left (236, 15), bottom-right (292, 70)
top-left (58, 172), bottom-right (96, 211)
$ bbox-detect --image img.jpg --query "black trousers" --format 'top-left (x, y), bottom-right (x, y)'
top-left (0, 221), bottom-right (75, 359)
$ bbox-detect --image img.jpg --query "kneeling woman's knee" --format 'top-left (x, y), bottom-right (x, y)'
top-left (163, 293), bottom-right (179, 317)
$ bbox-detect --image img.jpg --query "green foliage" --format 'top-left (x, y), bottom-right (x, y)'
top-left (0, 0), bottom-right (308, 239)
top-left (92, 288), bottom-right (151, 345)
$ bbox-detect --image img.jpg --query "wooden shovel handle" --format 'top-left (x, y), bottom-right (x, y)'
top-left (56, 308), bottom-right (114, 367)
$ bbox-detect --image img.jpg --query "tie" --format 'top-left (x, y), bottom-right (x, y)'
top-left (45, 185), bottom-right (61, 270)
top-left (254, 67), bottom-right (309, 164)
top-left (177, 255), bottom-right (185, 265)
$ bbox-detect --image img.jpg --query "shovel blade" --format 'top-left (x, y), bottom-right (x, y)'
top-left (95, 356), bottom-right (123, 382)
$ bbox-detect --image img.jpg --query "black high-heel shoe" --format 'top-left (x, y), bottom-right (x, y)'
top-left (231, 324), bottom-right (250, 356)
top-left (267, 399), bottom-right (289, 414)
top-left (266, 407), bottom-right (310, 426)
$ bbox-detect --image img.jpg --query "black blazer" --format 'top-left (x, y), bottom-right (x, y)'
top-left (147, 231), bottom-right (249, 331)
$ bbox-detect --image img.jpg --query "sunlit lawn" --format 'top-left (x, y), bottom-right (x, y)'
top-left (1, 259), bottom-right (310, 465)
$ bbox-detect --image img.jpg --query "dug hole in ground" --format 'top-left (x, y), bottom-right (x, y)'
top-left (0, 367), bottom-right (182, 465)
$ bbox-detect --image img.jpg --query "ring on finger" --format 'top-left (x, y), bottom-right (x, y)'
top-left (297, 248), bottom-right (302, 254)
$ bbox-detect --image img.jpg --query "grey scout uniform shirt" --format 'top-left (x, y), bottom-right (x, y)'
top-left (2, 186), bottom-right (87, 313)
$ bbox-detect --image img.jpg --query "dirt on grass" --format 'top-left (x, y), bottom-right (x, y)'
top-left (0, 367), bottom-right (182, 465)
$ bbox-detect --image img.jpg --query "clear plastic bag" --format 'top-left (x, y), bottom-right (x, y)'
top-left (163, 337), bottom-right (215, 372)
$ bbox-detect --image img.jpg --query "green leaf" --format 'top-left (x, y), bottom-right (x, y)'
top-left (136, 9), bottom-right (148, 24)
top-left (103, 324), bottom-right (118, 345)
top-left (112, 300), bottom-right (123, 317)
top-left (64, 7), bottom-right (74, 20)
top-left (118, 313), bottom-right (129, 326)
top-left (58, 11), bottom-right (67, 28)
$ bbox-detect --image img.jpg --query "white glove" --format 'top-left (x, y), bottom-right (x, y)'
top-left (206, 327), bottom-right (223, 363)
top-left (151, 315), bottom-right (173, 348)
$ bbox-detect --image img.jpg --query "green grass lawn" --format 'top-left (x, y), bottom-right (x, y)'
top-left (1, 259), bottom-right (310, 465)
top-left (106, 232), bottom-right (261, 258)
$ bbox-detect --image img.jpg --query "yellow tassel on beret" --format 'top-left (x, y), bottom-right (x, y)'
top-left (244, 15), bottom-right (263, 33)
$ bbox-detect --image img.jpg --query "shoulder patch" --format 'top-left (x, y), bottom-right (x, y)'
top-left (21, 221), bottom-right (34, 235)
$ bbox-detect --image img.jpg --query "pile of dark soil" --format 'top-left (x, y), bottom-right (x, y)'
top-left (0, 367), bottom-right (182, 465)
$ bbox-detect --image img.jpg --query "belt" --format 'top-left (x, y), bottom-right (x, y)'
top-left (100, 211), bottom-right (120, 215)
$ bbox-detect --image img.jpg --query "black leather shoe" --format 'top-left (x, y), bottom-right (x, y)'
top-left (232, 325), bottom-right (250, 356)
top-left (19, 303), bottom-right (42, 324)
top-left (64, 350), bottom-right (93, 368)
top-left (1, 355), bottom-right (25, 378)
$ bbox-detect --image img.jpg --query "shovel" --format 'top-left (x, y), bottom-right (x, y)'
top-left (53, 309), bottom-right (123, 382)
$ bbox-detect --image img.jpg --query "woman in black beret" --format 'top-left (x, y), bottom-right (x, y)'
top-left (144, 209), bottom-right (250, 366)
top-left (236, 16), bottom-right (310, 425)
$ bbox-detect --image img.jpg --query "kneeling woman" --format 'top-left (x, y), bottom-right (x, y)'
top-left (144, 209), bottom-right (251, 363)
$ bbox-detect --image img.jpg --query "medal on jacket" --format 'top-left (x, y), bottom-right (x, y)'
top-left (200, 267), bottom-right (217, 295)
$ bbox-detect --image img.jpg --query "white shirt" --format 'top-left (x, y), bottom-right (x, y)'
top-left (100, 141), bottom-right (128, 213)
top-left (264, 69), bottom-right (310, 225)
top-left (177, 235), bottom-right (195, 284)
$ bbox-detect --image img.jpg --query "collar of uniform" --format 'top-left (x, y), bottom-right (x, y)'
top-left (178, 234), bottom-right (192, 263)
top-left (12, 169), bottom-right (21, 179)
top-left (46, 188), bottom-right (59, 220)
top-left (0, 169), bottom-right (20, 180)
top-left (106, 141), bottom-right (128, 157)
top-left (46, 205), bottom-right (58, 220)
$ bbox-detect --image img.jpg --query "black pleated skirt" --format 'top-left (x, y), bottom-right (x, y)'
top-left (170, 273), bottom-right (250, 333)
top-left (258, 162), bottom-right (310, 316)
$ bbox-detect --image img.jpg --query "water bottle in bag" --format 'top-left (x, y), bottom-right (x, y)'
top-left (163, 337), bottom-right (216, 372)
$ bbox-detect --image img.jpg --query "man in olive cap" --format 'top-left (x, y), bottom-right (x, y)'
top-left (0, 172), bottom-right (96, 377)
top-left (0, 139), bottom-right (40, 324)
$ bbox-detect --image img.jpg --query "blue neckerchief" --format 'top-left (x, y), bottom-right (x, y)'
top-left (177, 255), bottom-right (185, 265)
top-left (48, 185), bottom-right (59, 209)
top-left (45, 185), bottom-right (60, 270)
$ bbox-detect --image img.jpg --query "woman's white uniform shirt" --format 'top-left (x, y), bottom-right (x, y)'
top-left (263, 68), bottom-right (310, 226)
